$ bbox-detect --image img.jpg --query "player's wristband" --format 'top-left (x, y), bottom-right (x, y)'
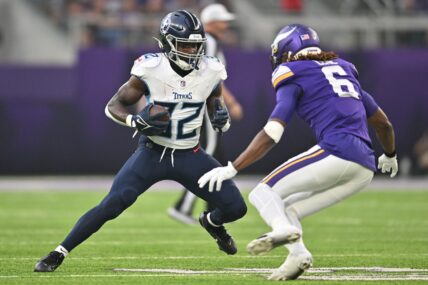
top-left (385, 150), bottom-right (396, 158)
top-left (220, 120), bottom-right (231, 132)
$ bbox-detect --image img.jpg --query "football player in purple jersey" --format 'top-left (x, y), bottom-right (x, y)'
top-left (198, 24), bottom-right (398, 280)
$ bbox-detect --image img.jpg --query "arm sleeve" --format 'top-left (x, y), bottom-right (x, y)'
top-left (361, 90), bottom-right (379, 117)
top-left (269, 84), bottom-right (301, 124)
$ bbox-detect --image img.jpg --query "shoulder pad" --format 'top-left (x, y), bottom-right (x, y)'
top-left (135, 53), bottom-right (162, 68)
top-left (203, 56), bottom-right (224, 71)
top-left (203, 56), bottom-right (227, 80)
top-left (131, 53), bottom-right (162, 77)
top-left (271, 64), bottom-right (295, 89)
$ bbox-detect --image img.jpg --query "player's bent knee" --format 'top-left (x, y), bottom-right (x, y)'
top-left (234, 201), bottom-right (247, 220)
top-left (223, 200), bottom-right (247, 221)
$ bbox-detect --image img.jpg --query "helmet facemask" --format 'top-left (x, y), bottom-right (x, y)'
top-left (158, 10), bottom-right (206, 71)
top-left (162, 34), bottom-right (206, 71)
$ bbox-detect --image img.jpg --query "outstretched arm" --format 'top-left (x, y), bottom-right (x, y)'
top-left (233, 84), bottom-right (300, 171)
top-left (199, 84), bottom-right (300, 191)
top-left (232, 127), bottom-right (278, 171)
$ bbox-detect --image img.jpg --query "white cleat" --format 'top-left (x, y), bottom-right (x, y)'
top-left (268, 251), bottom-right (313, 281)
top-left (246, 228), bottom-right (301, 256)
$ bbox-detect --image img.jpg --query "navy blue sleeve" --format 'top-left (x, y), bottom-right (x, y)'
top-left (361, 90), bottom-right (379, 117)
top-left (269, 84), bottom-right (301, 124)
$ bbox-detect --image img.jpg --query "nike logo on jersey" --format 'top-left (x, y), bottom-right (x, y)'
top-left (173, 91), bottom-right (193, 100)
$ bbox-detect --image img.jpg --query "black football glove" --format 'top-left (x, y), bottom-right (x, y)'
top-left (211, 99), bottom-right (230, 133)
top-left (131, 103), bottom-right (169, 136)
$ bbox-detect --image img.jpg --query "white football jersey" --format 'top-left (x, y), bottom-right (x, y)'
top-left (131, 53), bottom-right (227, 149)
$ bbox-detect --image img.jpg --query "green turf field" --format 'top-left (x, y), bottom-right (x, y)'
top-left (0, 189), bottom-right (427, 284)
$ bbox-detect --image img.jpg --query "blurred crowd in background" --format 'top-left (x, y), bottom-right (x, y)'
top-left (27, 0), bottom-right (428, 49)
top-left (29, 0), bottom-right (237, 47)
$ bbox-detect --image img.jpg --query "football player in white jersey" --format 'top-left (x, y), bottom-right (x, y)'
top-left (34, 10), bottom-right (247, 273)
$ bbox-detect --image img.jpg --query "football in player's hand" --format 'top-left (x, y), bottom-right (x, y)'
top-left (150, 104), bottom-right (170, 122)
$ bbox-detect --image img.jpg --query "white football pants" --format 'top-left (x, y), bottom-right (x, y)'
top-left (249, 145), bottom-right (374, 231)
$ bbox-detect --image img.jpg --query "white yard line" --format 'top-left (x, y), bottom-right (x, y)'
top-left (2, 267), bottom-right (428, 281)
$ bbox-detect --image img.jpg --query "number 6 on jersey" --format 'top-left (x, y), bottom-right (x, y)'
top-left (322, 65), bottom-right (360, 99)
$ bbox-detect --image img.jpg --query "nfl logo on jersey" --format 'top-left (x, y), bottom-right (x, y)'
top-left (180, 80), bottom-right (186, 87)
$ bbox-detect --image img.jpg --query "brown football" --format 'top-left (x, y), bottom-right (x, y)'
top-left (149, 104), bottom-right (170, 121)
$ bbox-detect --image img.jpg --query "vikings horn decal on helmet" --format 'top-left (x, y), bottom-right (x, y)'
top-left (158, 10), bottom-right (206, 71)
top-left (271, 24), bottom-right (321, 69)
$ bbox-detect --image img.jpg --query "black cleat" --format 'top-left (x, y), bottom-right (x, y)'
top-left (199, 211), bottom-right (237, 255)
top-left (34, 251), bottom-right (65, 272)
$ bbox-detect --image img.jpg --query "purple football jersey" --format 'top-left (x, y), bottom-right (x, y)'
top-left (271, 58), bottom-right (378, 172)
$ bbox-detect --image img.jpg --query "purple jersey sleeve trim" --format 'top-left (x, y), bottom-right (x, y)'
top-left (361, 90), bottom-right (379, 117)
top-left (269, 84), bottom-right (301, 123)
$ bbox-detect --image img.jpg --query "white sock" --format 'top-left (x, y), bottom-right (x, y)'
top-left (249, 184), bottom-right (296, 233)
top-left (283, 208), bottom-right (309, 254)
top-left (285, 207), bottom-right (303, 231)
top-left (285, 239), bottom-right (308, 254)
top-left (55, 245), bottom-right (69, 257)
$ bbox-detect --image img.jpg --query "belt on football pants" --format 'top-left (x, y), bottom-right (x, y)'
top-left (143, 138), bottom-right (201, 153)
top-left (142, 138), bottom-right (201, 167)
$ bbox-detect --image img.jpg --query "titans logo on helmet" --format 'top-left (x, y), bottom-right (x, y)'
top-left (160, 17), bottom-right (171, 33)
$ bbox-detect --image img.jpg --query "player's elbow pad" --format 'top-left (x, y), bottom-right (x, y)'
top-left (263, 120), bottom-right (284, 143)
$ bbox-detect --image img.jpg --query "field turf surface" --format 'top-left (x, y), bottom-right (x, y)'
top-left (0, 188), bottom-right (427, 284)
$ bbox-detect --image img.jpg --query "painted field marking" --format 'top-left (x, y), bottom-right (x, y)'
top-left (114, 267), bottom-right (428, 274)
top-left (1, 267), bottom-right (428, 281)
top-left (112, 267), bottom-right (428, 281)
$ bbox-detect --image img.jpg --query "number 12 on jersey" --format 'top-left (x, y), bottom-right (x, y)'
top-left (322, 65), bottom-right (360, 99)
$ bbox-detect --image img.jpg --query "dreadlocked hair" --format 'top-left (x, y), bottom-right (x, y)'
top-left (282, 51), bottom-right (338, 63)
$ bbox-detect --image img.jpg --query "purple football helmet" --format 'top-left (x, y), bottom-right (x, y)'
top-left (271, 24), bottom-right (320, 69)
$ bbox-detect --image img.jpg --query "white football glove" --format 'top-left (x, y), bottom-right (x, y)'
top-left (377, 154), bottom-right (398, 178)
top-left (198, 162), bottom-right (238, 192)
